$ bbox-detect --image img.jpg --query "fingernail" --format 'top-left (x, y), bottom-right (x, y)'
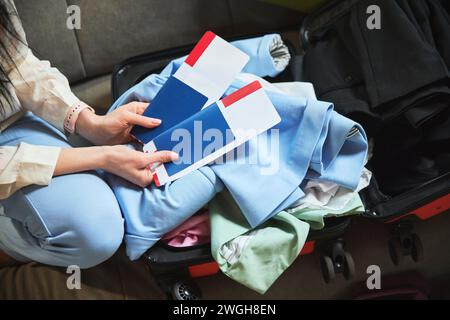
top-left (152, 119), bottom-right (162, 125)
top-left (170, 152), bottom-right (179, 161)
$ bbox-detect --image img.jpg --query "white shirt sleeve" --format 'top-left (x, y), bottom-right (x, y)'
top-left (0, 143), bottom-right (61, 199)
top-left (8, 49), bottom-right (81, 132)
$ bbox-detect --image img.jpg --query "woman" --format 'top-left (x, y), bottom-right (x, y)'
top-left (0, 0), bottom-right (177, 268)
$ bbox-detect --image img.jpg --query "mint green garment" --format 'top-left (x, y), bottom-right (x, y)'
top-left (287, 193), bottom-right (365, 230)
top-left (210, 191), bottom-right (365, 294)
top-left (210, 190), bottom-right (310, 294)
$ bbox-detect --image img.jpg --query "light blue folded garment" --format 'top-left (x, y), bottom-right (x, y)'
top-left (105, 167), bottom-right (222, 260)
top-left (231, 34), bottom-right (291, 77)
top-left (211, 80), bottom-right (367, 227)
top-left (106, 34), bottom-right (368, 259)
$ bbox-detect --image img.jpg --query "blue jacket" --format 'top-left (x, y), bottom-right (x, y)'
top-left (107, 35), bottom-right (368, 259)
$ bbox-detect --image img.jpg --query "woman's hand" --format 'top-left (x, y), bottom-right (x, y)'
top-left (76, 102), bottom-right (160, 146)
top-left (54, 145), bottom-right (179, 188)
top-left (103, 145), bottom-right (178, 187)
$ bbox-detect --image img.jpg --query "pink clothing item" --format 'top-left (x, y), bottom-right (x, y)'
top-left (162, 210), bottom-right (210, 247)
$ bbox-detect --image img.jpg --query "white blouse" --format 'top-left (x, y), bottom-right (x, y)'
top-left (0, 1), bottom-right (85, 199)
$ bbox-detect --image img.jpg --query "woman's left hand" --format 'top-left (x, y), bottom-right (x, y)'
top-left (76, 101), bottom-right (161, 146)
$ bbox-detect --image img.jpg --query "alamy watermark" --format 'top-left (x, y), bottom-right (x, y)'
top-left (168, 124), bottom-right (281, 176)
top-left (66, 265), bottom-right (81, 290)
top-left (366, 5), bottom-right (381, 30)
top-left (66, 5), bottom-right (81, 30)
top-left (366, 265), bottom-right (381, 290)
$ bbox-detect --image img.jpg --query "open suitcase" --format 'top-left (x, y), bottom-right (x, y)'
top-left (111, 35), bottom-right (357, 299)
top-left (298, 0), bottom-right (450, 266)
top-left (112, 2), bottom-right (450, 295)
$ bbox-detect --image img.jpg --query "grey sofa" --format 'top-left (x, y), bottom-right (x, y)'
top-left (15, 0), bottom-right (302, 112)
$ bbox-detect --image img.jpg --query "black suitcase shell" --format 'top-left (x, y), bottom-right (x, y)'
top-left (297, 0), bottom-right (450, 224)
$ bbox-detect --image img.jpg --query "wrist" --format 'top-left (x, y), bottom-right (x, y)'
top-left (64, 102), bottom-right (96, 136)
top-left (76, 108), bottom-right (102, 141)
top-left (98, 145), bottom-right (126, 172)
top-left (97, 145), bottom-right (114, 171)
top-left (55, 146), bottom-right (114, 176)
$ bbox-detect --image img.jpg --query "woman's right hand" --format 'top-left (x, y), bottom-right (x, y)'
top-left (102, 145), bottom-right (179, 187)
top-left (55, 145), bottom-right (178, 187)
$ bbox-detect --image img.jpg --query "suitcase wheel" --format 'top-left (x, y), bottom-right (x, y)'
top-left (320, 239), bottom-right (355, 283)
top-left (321, 255), bottom-right (336, 283)
top-left (171, 280), bottom-right (202, 300)
top-left (388, 238), bottom-right (404, 266)
top-left (411, 233), bottom-right (424, 262)
top-left (388, 223), bottom-right (424, 266)
top-left (342, 252), bottom-right (355, 280)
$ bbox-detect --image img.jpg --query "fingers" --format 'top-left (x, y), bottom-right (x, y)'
top-left (123, 102), bottom-right (149, 115)
top-left (135, 168), bottom-right (155, 188)
top-left (121, 102), bottom-right (161, 128)
top-left (135, 151), bottom-right (178, 187)
top-left (129, 150), bottom-right (178, 187)
top-left (124, 111), bottom-right (161, 128)
top-left (134, 150), bottom-right (178, 168)
top-left (148, 150), bottom-right (179, 165)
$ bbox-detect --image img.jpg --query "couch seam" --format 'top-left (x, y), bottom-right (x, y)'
top-left (65, 0), bottom-right (87, 79)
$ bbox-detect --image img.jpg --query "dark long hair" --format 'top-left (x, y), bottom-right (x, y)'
top-left (0, 0), bottom-right (21, 115)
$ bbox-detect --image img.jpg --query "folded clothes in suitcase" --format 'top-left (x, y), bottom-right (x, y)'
top-left (109, 0), bottom-right (450, 298)
top-left (110, 33), bottom-right (368, 298)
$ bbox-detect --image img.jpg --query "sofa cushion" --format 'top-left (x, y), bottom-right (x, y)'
top-left (14, 0), bottom-right (86, 83)
top-left (14, 0), bottom-right (302, 84)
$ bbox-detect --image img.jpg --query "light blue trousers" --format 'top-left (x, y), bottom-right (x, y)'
top-left (0, 113), bottom-right (125, 268)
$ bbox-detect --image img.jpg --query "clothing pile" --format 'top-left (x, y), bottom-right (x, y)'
top-left (108, 34), bottom-right (370, 293)
top-left (302, 0), bottom-right (450, 196)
